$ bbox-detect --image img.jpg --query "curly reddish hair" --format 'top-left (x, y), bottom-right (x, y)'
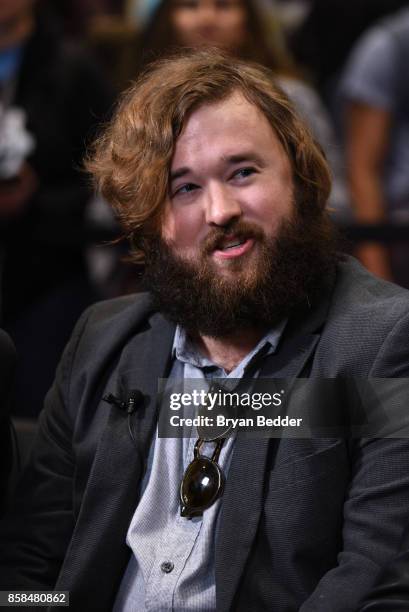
top-left (87, 48), bottom-right (332, 263)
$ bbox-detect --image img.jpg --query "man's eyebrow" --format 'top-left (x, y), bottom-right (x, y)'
top-left (170, 167), bottom-right (190, 182)
top-left (222, 153), bottom-right (265, 165)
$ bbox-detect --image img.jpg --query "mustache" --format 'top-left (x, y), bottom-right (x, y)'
top-left (201, 220), bottom-right (266, 254)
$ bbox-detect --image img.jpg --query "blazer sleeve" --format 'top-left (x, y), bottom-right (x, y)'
top-left (359, 540), bottom-right (409, 611)
top-left (0, 308), bottom-right (92, 591)
top-left (300, 310), bottom-right (409, 611)
top-left (0, 329), bottom-right (17, 516)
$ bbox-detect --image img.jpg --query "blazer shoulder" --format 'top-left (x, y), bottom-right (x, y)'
top-left (333, 257), bottom-right (409, 319)
top-left (57, 292), bottom-right (158, 386)
top-left (83, 292), bottom-right (155, 329)
top-left (315, 257), bottom-right (409, 376)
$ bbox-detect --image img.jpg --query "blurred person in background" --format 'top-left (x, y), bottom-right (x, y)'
top-left (134, 0), bottom-right (349, 216)
top-left (41, 0), bottom-right (127, 39)
top-left (339, 5), bottom-right (409, 286)
top-left (290, 0), bottom-right (408, 117)
top-left (0, 0), bottom-right (113, 416)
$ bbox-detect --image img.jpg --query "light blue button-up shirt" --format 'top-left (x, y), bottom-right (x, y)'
top-left (114, 322), bottom-right (285, 612)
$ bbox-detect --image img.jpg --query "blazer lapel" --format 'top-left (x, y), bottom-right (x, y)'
top-left (54, 312), bottom-right (175, 611)
top-left (216, 289), bottom-right (333, 612)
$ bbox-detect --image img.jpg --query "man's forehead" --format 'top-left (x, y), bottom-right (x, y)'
top-left (170, 91), bottom-right (288, 172)
top-left (177, 91), bottom-right (266, 138)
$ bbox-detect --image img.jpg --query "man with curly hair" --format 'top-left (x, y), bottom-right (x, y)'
top-left (1, 49), bottom-right (409, 612)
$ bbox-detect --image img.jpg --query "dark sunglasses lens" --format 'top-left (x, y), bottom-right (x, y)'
top-left (180, 456), bottom-right (224, 517)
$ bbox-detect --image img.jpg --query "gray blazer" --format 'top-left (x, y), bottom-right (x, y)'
top-left (2, 257), bottom-right (409, 611)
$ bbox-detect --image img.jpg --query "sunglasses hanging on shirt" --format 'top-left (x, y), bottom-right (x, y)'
top-left (179, 380), bottom-right (238, 519)
top-left (180, 436), bottom-right (226, 518)
top-left (179, 343), bottom-right (274, 518)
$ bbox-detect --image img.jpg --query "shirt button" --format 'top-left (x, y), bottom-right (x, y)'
top-left (161, 561), bottom-right (174, 573)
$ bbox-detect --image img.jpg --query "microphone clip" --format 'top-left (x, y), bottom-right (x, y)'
top-left (103, 389), bottom-right (144, 414)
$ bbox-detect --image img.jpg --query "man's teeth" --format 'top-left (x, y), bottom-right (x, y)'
top-left (221, 239), bottom-right (246, 250)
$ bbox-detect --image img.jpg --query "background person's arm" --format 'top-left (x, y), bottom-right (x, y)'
top-left (339, 17), bottom-right (402, 281)
top-left (346, 101), bottom-right (392, 280)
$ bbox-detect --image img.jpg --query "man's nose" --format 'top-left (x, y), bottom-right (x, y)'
top-left (204, 184), bottom-right (242, 227)
top-left (198, 5), bottom-right (218, 25)
top-left (197, 1), bottom-right (219, 24)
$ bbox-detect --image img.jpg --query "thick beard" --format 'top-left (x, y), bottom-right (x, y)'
top-left (142, 210), bottom-right (339, 338)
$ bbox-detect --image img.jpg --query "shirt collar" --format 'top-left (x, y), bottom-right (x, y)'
top-left (172, 320), bottom-right (287, 377)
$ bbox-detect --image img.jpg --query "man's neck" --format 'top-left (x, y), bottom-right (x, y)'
top-left (192, 327), bottom-right (268, 373)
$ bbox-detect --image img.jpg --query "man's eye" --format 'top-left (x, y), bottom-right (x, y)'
top-left (173, 183), bottom-right (198, 196)
top-left (233, 167), bottom-right (256, 179)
